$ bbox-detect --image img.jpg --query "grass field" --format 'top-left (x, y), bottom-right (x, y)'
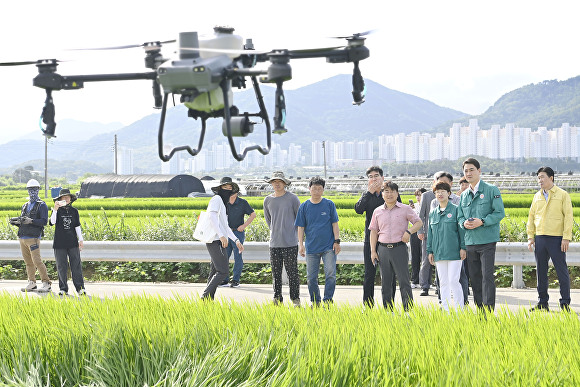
top-left (0, 295), bottom-right (579, 386)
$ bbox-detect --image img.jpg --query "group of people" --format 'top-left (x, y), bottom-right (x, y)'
top-left (11, 179), bottom-right (86, 296)
top-left (355, 158), bottom-right (573, 312)
top-left (12, 158), bottom-right (574, 311)
top-left (202, 172), bottom-right (341, 306)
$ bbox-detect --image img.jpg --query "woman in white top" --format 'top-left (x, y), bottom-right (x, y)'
top-left (202, 177), bottom-right (244, 300)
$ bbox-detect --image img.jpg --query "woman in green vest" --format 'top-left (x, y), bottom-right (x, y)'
top-left (427, 182), bottom-right (466, 311)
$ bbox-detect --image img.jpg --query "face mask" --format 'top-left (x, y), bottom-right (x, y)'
top-left (217, 188), bottom-right (233, 206)
top-left (28, 188), bottom-right (40, 203)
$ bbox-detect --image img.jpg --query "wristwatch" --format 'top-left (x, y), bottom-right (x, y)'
top-left (405, 230), bottom-right (412, 235)
top-left (334, 239), bottom-right (341, 244)
top-left (481, 219), bottom-right (485, 225)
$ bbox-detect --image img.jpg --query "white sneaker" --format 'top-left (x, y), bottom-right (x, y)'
top-left (24, 281), bottom-right (37, 291)
top-left (78, 289), bottom-right (87, 296)
top-left (58, 290), bottom-right (68, 296)
top-left (37, 281), bottom-right (51, 293)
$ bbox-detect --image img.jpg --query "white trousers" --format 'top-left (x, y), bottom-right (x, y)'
top-left (435, 259), bottom-right (464, 311)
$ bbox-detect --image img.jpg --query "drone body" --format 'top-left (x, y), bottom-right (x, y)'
top-left (1, 27), bottom-right (370, 162)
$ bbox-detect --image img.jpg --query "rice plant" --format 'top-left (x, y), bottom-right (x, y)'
top-left (0, 295), bottom-right (578, 386)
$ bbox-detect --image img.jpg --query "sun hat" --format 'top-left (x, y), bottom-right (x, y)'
top-left (211, 176), bottom-right (240, 194)
top-left (266, 171), bottom-right (291, 186)
top-left (53, 188), bottom-right (77, 203)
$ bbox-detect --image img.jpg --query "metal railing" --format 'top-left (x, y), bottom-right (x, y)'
top-left (1, 241), bottom-right (579, 288)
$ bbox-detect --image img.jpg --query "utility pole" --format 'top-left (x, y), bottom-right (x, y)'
top-left (113, 134), bottom-right (118, 174)
top-left (322, 140), bottom-right (327, 179)
top-left (44, 136), bottom-right (48, 198)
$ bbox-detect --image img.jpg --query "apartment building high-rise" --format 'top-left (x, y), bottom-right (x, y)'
top-left (377, 120), bottom-right (579, 163)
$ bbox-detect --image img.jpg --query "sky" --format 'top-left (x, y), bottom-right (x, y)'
top-left (1, 0), bottom-right (579, 145)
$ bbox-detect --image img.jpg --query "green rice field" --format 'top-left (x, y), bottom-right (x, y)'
top-left (2, 192), bottom-right (580, 242)
top-left (0, 295), bottom-right (578, 386)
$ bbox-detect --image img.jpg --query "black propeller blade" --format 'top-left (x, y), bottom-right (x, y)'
top-left (0, 59), bottom-right (64, 67)
top-left (70, 40), bottom-right (176, 51)
top-left (331, 30), bottom-right (376, 40)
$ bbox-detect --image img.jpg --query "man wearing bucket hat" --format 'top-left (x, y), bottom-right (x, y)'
top-left (202, 177), bottom-right (244, 300)
top-left (12, 179), bottom-right (51, 292)
top-left (49, 188), bottom-right (87, 296)
top-left (263, 171), bottom-right (301, 306)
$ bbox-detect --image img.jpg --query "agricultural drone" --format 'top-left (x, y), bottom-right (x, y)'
top-left (0, 27), bottom-right (370, 161)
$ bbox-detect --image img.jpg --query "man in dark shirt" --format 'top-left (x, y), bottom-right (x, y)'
top-left (222, 190), bottom-right (256, 287)
top-left (13, 179), bottom-right (51, 292)
top-left (355, 166), bottom-right (397, 306)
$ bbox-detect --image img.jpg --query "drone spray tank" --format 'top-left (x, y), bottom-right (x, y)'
top-left (158, 27), bottom-right (243, 113)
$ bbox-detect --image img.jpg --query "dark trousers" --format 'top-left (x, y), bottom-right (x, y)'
top-left (410, 233), bottom-right (422, 284)
top-left (534, 235), bottom-right (571, 306)
top-left (270, 246), bottom-right (300, 302)
top-left (203, 241), bottom-right (230, 299)
top-left (419, 239), bottom-right (434, 290)
top-left (363, 241), bottom-right (395, 306)
top-left (54, 247), bottom-right (84, 293)
top-left (466, 242), bottom-right (497, 310)
top-left (377, 244), bottom-right (413, 310)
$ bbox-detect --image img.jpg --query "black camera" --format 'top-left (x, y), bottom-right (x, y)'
top-left (9, 217), bottom-right (22, 226)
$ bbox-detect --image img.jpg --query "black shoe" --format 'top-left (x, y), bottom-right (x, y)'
top-left (420, 289), bottom-right (429, 296)
top-left (530, 303), bottom-right (549, 312)
top-left (218, 280), bottom-right (230, 288)
top-left (230, 280), bottom-right (240, 288)
top-left (560, 304), bottom-right (571, 312)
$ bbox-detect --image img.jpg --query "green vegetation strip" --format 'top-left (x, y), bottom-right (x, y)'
top-left (3, 193), bottom-right (580, 211)
top-left (0, 295), bottom-right (579, 386)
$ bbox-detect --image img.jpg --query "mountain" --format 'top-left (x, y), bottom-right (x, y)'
top-left (0, 75), bottom-right (467, 173)
top-left (436, 76), bottom-right (580, 130)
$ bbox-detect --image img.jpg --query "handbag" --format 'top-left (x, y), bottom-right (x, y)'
top-left (193, 211), bottom-right (218, 243)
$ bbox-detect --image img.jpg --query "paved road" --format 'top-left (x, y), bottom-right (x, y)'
top-left (1, 280), bottom-right (578, 312)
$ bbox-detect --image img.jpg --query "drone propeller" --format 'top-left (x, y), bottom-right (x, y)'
top-left (0, 59), bottom-right (65, 67)
top-left (330, 30), bottom-right (376, 40)
top-left (288, 46), bottom-right (345, 54)
top-left (70, 40), bottom-right (176, 51)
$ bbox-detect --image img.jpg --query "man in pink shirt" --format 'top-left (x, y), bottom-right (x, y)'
top-left (370, 181), bottom-right (423, 310)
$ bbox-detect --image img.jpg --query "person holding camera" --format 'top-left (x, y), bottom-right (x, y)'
top-left (49, 188), bottom-right (86, 296)
top-left (11, 179), bottom-right (51, 292)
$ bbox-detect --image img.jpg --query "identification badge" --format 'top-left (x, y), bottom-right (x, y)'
top-left (30, 244), bottom-right (39, 251)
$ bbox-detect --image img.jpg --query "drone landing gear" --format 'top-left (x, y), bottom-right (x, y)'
top-left (157, 76), bottom-right (272, 162)
top-left (157, 92), bottom-right (207, 162)
top-left (222, 76), bottom-right (272, 161)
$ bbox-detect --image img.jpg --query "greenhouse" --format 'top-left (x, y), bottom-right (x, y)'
top-left (78, 174), bottom-right (205, 198)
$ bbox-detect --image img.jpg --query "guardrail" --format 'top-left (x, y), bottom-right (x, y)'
top-left (1, 241), bottom-right (579, 288)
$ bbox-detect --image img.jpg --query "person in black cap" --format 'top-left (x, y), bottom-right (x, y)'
top-left (49, 188), bottom-right (87, 296)
top-left (202, 177), bottom-right (244, 300)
